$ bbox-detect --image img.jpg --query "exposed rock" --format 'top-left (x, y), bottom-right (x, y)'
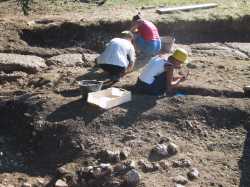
top-left (124, 169), bottom-right (141, 186)
top-left (57, 166), bottom-right (71, 176)
top-left (122, 134), bottom-right (137, 142)
top-left (28, 72), bottom-right (61, 88)
top-left (0, 71), bottom-right (27, 82)
top-left (225, 42), bottom-right (250, 57)
top-left (120, 147), bottom-right (131, 160)
top-left (98, 149), bottom-right (120, 163)
top-left (173, 175), bottom-right (188, 185)
top-left (0, 53), bottom-right (46, 73)
top-left (187, 167), bottom-right (199, 180)
top-left (174, 184), bottom-right (185, 187)
top-left (186, 63), bottom-right (197, 69)
top-left (191, 43), bottom-right (249, 60)
top-left (55, 179), bottom-right (68, 187)
top-left (153, 144), bottom-right (168, 157)
top-left (172, 159), bottom-right (192, 168)
top-left (105, 180), bottom-right (121, 187)
top-left (113, 163), bottom-right (128, 173)
top-left (22, 183), bottom-right (32, 187)
top-left (124, 160), bottom-right (136, 169)
top-left (83, 53), bottom-right (99, 67)
top-left (168, 143), bottom-right (179, 155)
top-left (159, 136), bottom-right (172, 144)
top-left (152, 162), bottom-right (161, 171)
top-left (138, 160), bottom-right (154, 172)
top-left (159, 160), bottom-right (171, 170)
top-left (36, 178), bottom-right (45, 185)
top-left (47, 54), bottom-right (84, 67)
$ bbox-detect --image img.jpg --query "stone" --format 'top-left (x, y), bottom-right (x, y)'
top-left (106, 180), bottom-right (121, 187)
top-left (124, 169), bottom-right (140, 185)
top-left (187, 168), bottom-right (199, 180)
top-left (0, 71), bottom-right (27, 82)
top-left (83, 53), bottom-right (99, 67)
top-left (99, 149), bottom-right (120, 163)
top-left (186, 63), bottom-right (197, 69)
top-left (37, 178), bottom-right (45, 185)
top-left (120, 147), bottom-right (131, 160)
top-left (22, 183), bottom-right (32, 187)
top-left (168, 143), bottom-right (178, 155)
top-left (55, 179), bottom-right (68, 187)
top-left (172, 159), bottom-right (192, 168)
top-left (173, 175), bottom-right (188, 185)
top-left (174, 184), bottom-right (185, 187)
top-left (100, 163), bottom-right (111, 169)
top-left (113, 163), bottom-right (127, 173)
top-left (0, 53), bottom-right (46, 73)
top-left (138, 160), bottom-right (154, 172)
top-left (47, 54), bottom-right (84, 67)
top-left (152, 162), bottom-right (161, 171)
top-left (159, 136), bottom-right (172, 144)
top-left (122, 134), bottom-right (137, 142)
top-left (159, 160), bottom-right (171, 170)
top-left (124, 160), bottom-right (136, 169)
top-left (57, 166), bottom-right (71, 176)
top-left (153, 144), bottom-right (168, 157)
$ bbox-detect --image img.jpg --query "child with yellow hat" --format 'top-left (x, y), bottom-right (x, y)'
top-left (135, 48), bottom-right (189, 95)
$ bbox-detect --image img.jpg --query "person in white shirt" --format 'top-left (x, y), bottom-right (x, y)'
top-left (136, 48), bottom-right (189, 95)
top-left (97, 31), bottom-right (136, 81)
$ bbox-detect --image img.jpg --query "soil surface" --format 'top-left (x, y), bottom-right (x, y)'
top-left (0, 1), bottom-right (250, 187)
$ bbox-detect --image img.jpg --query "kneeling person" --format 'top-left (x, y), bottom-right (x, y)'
top-left (97, 31), bottom-right (136, 81)
top-left (136, 48), bottom-right (189, 95)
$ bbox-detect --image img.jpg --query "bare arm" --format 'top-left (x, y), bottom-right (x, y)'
top-left (130, 21), bottom-right (140, 33)
top-left (165, 65), bottom-right (187, 93)
top-left (126, 46), bottom-right (136, 73)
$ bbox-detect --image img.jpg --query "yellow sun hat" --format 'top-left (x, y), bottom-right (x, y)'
top-left (171, 48), bottom-right (188, 64)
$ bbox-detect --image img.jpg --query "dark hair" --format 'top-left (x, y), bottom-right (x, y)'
top-left (132, 13), bottom-right (141, 22)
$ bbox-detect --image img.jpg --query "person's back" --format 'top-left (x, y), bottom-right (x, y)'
top-left (139, 56), bottom-right (169, 85)
top-left (137, 20), bottom-right (160, 41)
top-left (98, 38), bottom-right (134, 68)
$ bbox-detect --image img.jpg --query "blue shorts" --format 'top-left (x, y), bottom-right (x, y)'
top-left (135, 35), bottom-right (161, 56)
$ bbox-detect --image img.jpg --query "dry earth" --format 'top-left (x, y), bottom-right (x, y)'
top-left (0, 1), bottom-right (250, 187)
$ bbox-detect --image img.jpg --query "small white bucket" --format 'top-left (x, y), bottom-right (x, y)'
top-left (160, 36), bottom-right (175, 53)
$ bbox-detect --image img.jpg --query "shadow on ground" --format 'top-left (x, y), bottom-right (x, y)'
top-left (239, 124), bottom-right (250, 187)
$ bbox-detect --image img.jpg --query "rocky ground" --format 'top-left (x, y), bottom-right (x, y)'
top-left (0, 1), bottom-right (250, 187)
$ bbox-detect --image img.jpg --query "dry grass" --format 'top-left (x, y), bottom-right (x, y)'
top-left (0, 0), bottom-right (250, 23)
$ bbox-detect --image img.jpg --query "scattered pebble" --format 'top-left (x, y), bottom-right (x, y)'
top-left (173, 175), bottom-right (188, 185)
top-left (187, 167), bottom-right (199, 180)
top-left (55, 179), bottom-right (68, 187)
top-left (124, 169), bottom-right (141, 186)
top-left (22, 183), bottom-right (32, 187)
top-left (159, 160), bottom-right (171, 170)
top-left (172, 159), bottom-right (192, 168)
top-left (168, 143), bottom-right (179, 155)
top-left (153, 144), bottom-right (168, 157)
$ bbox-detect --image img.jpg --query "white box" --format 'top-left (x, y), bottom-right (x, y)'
top-left (87, 87), bottom-right (132, 109)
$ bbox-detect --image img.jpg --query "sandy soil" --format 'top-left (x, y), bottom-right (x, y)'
top-left (0, 1), bottom-right (250, 187)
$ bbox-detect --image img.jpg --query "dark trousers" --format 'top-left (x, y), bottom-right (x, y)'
top-left (99, 64), bottom-right (126, 76)
top-left (136, 72), bottom-right (166, 95)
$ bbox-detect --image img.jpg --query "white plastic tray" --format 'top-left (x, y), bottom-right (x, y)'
top-left (87, 87), bottom-right (132, 109)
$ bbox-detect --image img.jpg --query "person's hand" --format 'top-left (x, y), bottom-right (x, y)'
top-left (180, 70), bottom-right (190, 81)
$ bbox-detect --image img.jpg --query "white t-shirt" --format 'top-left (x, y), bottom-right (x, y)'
top-left (97, 38), bottom-right (135, 68)
top-left (139, 56), bottom-right (172, 84)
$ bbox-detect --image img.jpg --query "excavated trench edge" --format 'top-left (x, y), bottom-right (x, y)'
top-left (19, 15), bottom-right (250, 52)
